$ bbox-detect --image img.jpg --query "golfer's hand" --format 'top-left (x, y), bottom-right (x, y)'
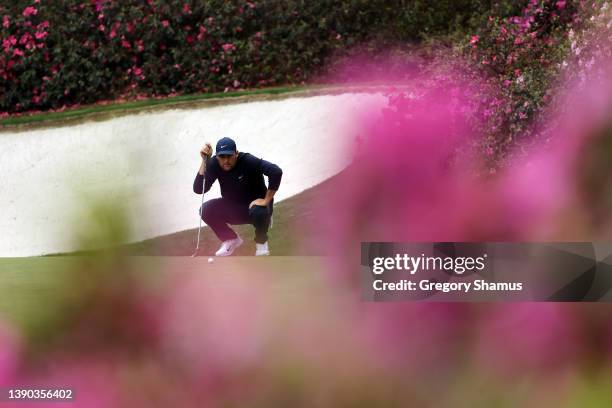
top-left (249, 198), bottom-right (268, 209)
top-left (200, 143), bottom-right (213, 160)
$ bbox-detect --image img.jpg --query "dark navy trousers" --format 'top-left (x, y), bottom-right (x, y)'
top-left (200, 198), bottom-right (272, 244)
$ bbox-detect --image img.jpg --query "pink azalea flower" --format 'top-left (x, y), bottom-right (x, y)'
top-left (22, 6), bottom-right (37, 17)
top-left (13, 48), bottom-right (24, 57)
top-left (470, 35), bottom-right (479, 45)
top-left (162, 20), bottom-right (169, 27)
top-left (221, 43), bottom-right (236, 52)
top-left (2, 15), bottom-right (9, 28)
top-left (556, 1), bottom-right (566, 9)
top-left (19, 33), bottom-right (31, 45)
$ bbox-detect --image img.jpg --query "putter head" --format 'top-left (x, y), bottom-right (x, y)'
top-left (191, 250), bottom-right (198, 257)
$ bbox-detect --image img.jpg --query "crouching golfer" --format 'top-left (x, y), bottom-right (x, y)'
top-left (193, 137), bottom-right (282, 256)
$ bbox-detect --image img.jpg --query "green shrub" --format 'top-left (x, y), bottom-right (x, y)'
top-left (0, 0), bottom-right (492, 115)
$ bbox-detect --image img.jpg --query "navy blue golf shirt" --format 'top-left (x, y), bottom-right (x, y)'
top-left (193, 153), bottom-right (283, 206)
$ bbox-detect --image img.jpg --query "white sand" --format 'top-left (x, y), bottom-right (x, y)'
top-left (0, 92), bottom-right (387, 256)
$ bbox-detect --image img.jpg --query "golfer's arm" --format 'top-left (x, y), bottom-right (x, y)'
top-left (260, 159), bottom-right (283, 191)
top-left (193, 159), bottom-right (215, 194)
top-left (263, 189), bottom-right (277, 205)
top-left (198, 159), bottom-right (207, 176)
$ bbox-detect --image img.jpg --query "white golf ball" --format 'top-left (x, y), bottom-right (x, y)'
top-left (208, 257), bottom-right (214, 263)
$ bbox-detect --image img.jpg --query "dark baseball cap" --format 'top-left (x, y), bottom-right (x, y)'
top-left (216, 137), bottom-right (237, 155)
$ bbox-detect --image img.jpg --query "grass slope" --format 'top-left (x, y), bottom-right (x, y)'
top-left (0, 86), bottom-right (306, 129)
top-left (0, 83), bottom-right (399, 131)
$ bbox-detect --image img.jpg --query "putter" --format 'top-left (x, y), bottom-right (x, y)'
top-left (191, 157), bottom-right (208, 257)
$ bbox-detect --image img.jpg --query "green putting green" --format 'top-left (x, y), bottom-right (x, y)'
top-left (0, 256), bottom-right (331, 337)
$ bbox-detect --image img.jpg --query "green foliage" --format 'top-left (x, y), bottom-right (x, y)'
top-left (1, 0), bottom-right (493, 115)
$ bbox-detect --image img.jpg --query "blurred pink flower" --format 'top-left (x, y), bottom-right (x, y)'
top-left (19, 33), bottom-right (32, 45)
top-left (22, 6), bottom-right (37, 17)
top-left (17, 356), bottom-right (131, 407)
top-left (356, 303), bottom-right (468, 373)
top-left (475, 304), bottom-right (580, 374)
top-left (222, 43), bottom-right (236, 52)
top-left (162, 20), bottom-right (169, 28)
top-left (0, 320), bottom-right (21, 384)
top-left (159, 271), bottom-right (270, 379)
top-left (2, 15), bottom-right (9, 28)
top-left (93, 0), bottom-right (105, 12)
top-left (311, 63), bottom-right (585, 282)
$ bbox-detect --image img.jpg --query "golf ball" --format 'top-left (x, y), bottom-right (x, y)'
top-left (208, 257), bottom-right (214, 263)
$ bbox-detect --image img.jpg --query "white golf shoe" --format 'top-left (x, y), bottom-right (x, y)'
top-left (255, 241), bottom-right (270, 256)
top-left (215, 236), bottom-right (244, 257)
